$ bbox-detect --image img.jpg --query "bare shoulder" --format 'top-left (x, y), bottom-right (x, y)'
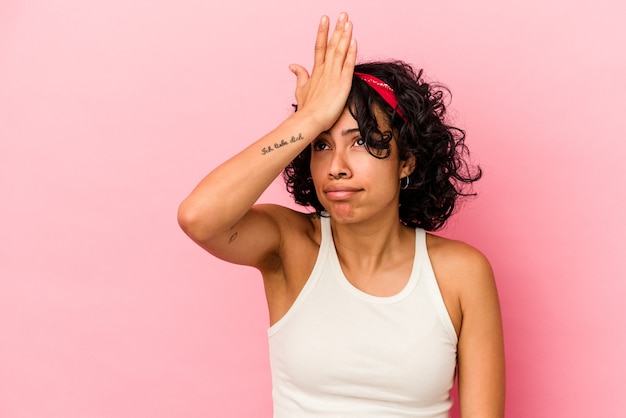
top-left (425, 234), bottom-right (498, 335)
top-left (254, 204), bottom-right (320, 244)
top-left (255, 203), bottom-right (317, 228)
top-left (426, 233), bottom-right (494, 288)
top-left (253, 204), bottom-right (321, 267)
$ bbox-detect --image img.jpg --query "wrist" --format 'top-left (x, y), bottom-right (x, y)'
top-left (287, 109), bottom-right (328, 136)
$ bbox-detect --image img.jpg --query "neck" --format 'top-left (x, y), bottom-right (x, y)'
top-left (330, 214), bottom-right (413, 272)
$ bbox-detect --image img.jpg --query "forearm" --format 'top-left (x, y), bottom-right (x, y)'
top-left (179, 13), bottom-right (356, 243)
top-left (177, 111), bottom-right (322, 241)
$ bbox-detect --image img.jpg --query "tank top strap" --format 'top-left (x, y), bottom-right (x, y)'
top-left (319, 214), bottom-right (332, 246)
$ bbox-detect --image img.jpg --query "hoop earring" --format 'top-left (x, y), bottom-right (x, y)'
top-left (401, 176), bottom-right (410, 190)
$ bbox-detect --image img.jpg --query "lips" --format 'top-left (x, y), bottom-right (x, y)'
top-left (323, 185), bottom-right (362, 200)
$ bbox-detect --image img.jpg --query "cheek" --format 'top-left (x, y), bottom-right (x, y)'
top-left (309, 154), bottom-right (328, 179)
top-left (309, 155), bottom-right (319, 173)
top-left (366, 157), bottom-right (401, 179)
top-left (372, 164), bottom-right (404, 194)
top-left (309, 158), bottom-right (324, 194)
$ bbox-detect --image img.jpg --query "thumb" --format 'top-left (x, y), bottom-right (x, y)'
top-left (289, 64), bottom-right (309, 89)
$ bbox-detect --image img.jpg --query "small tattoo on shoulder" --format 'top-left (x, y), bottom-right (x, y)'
top-left (228, 232), bottom-right (238, 244)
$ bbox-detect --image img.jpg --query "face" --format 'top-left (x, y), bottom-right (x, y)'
top-left (310, 107), bottom-right (413, 224)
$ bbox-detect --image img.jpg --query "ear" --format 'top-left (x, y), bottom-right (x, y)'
top-left (399, 154), bottom-right (416, 179)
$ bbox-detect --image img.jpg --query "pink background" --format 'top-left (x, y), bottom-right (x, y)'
top-left (2, 0), bottom-right (625, 417)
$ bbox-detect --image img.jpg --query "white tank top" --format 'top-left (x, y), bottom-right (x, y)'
top-left (268, 216), bottom-right (458, 418)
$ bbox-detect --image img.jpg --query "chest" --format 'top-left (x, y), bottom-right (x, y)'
top-left (269, 266), bottom-right (457, 407)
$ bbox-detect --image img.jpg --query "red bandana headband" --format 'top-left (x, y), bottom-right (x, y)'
top-left (354, 72), bottom-right (405, 120)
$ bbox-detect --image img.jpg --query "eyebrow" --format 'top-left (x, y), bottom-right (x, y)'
top-left (319, 128), bottom-right (361, 136)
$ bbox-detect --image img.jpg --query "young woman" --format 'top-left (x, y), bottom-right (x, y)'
top-left (178, 12), bottom-right (505, 418)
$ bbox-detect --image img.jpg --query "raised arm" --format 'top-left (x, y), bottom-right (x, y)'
top-left (177, 13), bottom-right (357, 270)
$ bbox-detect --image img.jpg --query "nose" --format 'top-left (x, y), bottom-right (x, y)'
top-left (328, 149), bottom-right (352, 180)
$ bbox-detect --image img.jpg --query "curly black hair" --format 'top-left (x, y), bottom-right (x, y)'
top-left (282, 60), bottom-right (481, 231)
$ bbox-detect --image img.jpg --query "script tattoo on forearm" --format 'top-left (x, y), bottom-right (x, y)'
top-left (261, 133), bottom-right (304, 155)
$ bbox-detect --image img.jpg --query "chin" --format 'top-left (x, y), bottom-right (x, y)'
top-left (323, 203), bottom-right (359, 223)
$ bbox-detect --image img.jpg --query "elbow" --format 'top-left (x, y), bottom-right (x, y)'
top-left (177, 199), bottom-right (195, 234)
top-left (177, 199), bottom-right (211, 242)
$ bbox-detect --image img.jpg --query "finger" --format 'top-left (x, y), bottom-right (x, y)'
top-left (325, 13), bottom-right (348, 60)
top-left (313, 15), bottom-right (329, 66)
top-left (289, 64), bottom-right (310, 104)
top-left (289, 64), bottom-right (310, 88)
top-left (334, 12), bottom-right (348, 31)
top-left (342, 38), bottom-right (358, 72)
top-left (333, 19), bottom-right (354, 65)
top-left (328, 12), bottom-right (348, 54)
